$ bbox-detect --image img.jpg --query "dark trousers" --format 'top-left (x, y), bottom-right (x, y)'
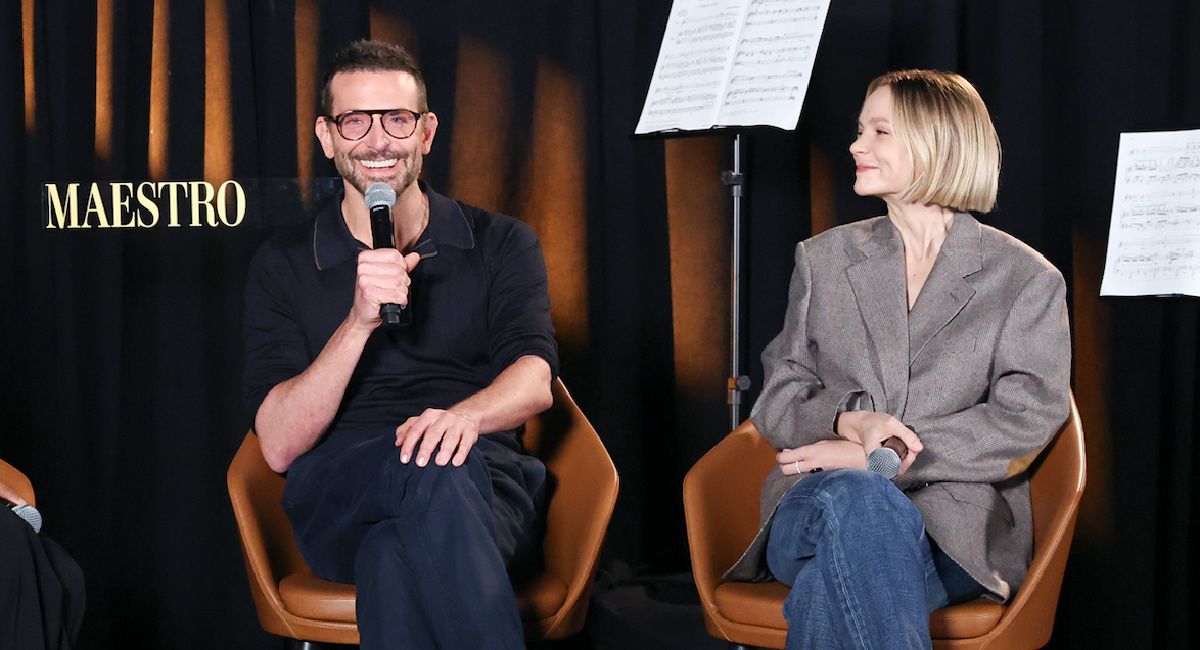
top-left (0, 508), bottom-right (85, 650)
top-left (282, 427), bottom-right (544, 650)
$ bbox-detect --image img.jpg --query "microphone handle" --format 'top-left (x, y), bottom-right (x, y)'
top-left (881, 436), bottom-right (908, 458)
top-left (379, 303), bottom-right (402, 326)
top-left (369, 205), bottom-right (405, 326)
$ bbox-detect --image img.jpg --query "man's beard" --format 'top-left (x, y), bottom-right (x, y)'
top-left (334, 148), bottom-right (423, 197)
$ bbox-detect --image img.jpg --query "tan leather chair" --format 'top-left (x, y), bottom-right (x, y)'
top-left (683, 394), bottom-right (1086, 649)
top-left (227, 378), bottom-right (619, 645)
top-left (0, 458), bottom-right (37, 506)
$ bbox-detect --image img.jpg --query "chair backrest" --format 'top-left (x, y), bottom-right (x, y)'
top-left (984, 393), bottom-right (1086, 646)
top-left (683, 420), bottom-right (777, 599)
top-left (0, 457), bottom-right (36, 507)
top-left (522, 379), bottom-right (620, 635)
top-left (1030, 394), bottom-right (1087, 550)
top-left (227, 433), bottom-right (308, 637)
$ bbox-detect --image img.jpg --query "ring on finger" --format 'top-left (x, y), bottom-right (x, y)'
top-left (794, 460), bottom-right (801, 474)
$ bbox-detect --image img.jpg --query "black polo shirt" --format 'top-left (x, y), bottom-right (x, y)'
top-left (243, 183), bottom-right (559, 433)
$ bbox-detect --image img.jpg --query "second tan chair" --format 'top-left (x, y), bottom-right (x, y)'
top-left (683, 395), bottom-right (1086, 649)
top-left (228, 378), bottom-right (618, 645)
top-left (0, 457), bottom-right (37, 506)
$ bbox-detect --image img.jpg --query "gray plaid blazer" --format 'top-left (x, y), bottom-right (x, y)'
top-left (724, 213), bottom-right (1070, 602)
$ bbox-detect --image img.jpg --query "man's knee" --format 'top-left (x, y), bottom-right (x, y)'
top-left (405, 457), bottom-right (490, 511)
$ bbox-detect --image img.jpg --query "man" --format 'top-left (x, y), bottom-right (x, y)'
top-left (243, 40), bottom-right (557, 649)
top-left (1, 464), bottom-right (85, 649)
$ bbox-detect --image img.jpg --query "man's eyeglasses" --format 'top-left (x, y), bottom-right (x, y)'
top-left (326, 108), bottom-right (427, 141)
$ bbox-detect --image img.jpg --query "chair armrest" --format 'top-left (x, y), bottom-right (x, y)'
top-left (984, 393), bottom-right (1086, 645)
top-left (684, 422), bottom-right (778, 601)
top-left (0, 457), bottom-right (36, 507)
top-left (227, 432), bottom-right (307, 635)
top-left (538, 381), bottom-right (619, 603)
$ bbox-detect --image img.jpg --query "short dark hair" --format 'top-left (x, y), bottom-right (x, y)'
top-left (320, 40), bottom-right (428, 116)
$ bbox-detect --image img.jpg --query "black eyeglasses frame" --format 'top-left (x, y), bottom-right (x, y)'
top-left (325, 108), bottom-right (428, 141)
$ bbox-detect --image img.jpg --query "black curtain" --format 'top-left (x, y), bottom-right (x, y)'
top-left (1, 1), bottom-right (1198, 648)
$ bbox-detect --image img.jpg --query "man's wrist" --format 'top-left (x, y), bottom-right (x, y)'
top-left (448, 407), bottom-right (481, 432)
top-left (341, 313), bottom-right (378, 338)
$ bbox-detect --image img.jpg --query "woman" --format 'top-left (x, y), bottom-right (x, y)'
top-left (724, 70), bottom-right (1071, 649)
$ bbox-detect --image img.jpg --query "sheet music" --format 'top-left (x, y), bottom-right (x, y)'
top-left (635, 0), bottom-right (831, 134)
top-left (1100, 129), bottom-right (1200, 296)
top-left (717, 0), bottom-right (829, 127)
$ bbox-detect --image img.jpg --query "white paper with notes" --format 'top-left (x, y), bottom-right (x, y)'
top-left (1100, 129), bottom-right (1200, 296)
top-left (634, 0), bottom-right (831, 135)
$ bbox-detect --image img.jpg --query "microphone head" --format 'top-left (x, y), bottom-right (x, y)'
top-left (866, 447), bottom-right (901, 479)
top-left (364, 182), bottom-right (397, 210)
top-left (10, 504), bottom-right (43, 534)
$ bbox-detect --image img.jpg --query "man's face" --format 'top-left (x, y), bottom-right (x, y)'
top-left (316, 70), bottom-right (438, 198)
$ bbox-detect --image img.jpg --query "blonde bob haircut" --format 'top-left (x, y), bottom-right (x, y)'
top-left (866, 70), bottom-right (1001, 213)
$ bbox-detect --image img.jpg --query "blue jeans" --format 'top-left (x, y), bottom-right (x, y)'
top-left (765, 469), bottom-right (985, 650)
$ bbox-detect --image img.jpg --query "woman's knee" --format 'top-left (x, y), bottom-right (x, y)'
top-left (786, 469), bottom-right (922, 539)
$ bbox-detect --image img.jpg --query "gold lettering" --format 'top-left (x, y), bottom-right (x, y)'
top-left (217, 180), bottom-right (245, 226)
top-left (159, 182), bottom-right (187, 227)
top-left (83, 183), bottom-right (110, 228)
top-left (189, 181), bottom-right (216, 226)
top-left (110, 182), bottom-right (135, 227)
top-left (45, 183), bottom-right (79, 229)
top-left (136, 182), bottom-right (159, 227)
top-left (45, 179), bottom-right (248, 229)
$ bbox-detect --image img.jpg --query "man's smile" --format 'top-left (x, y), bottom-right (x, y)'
top-left (360, 158), bottom-right (399, 169)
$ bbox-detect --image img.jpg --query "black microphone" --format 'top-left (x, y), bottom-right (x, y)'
top-left (867, 436), bottom-right (908, 479)
top-left (4, 502), bottom-right (43, 534)
top-left (364, 182), bottom-right (411, 326)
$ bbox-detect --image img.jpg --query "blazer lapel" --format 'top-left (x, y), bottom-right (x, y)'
top-left (846, 218), bottom-right (910, 407)
top-left (909, 213), bottom-right (982, 365)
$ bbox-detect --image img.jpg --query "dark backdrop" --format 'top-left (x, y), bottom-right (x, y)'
top-left (1, 0), bottom-right (1198, 648)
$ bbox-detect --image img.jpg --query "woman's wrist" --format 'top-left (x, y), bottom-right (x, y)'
top-left (836, 410), bottom-right (863, 443)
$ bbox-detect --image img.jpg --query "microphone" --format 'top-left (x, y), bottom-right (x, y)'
top-left (5, 502), bottom-right (43, 534)
top-left (364, 182), bottom-right (411, 326)
top-left (867, 436), bottom-right (908, 479)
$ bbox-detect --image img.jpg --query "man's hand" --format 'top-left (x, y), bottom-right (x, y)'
top-left (395, 408), bottom-right (481, 468)
top-left (777, 439), bottom-right (867, 475)
top-left (835, 410), bottom-right (922, 474)
top-left (350, 248), bottom-right (422, 330)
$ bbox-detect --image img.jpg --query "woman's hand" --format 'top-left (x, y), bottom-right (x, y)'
top-left (836, 410), bottom-right (923, 474)
top-left (778, 439), bottom-right (868, 476)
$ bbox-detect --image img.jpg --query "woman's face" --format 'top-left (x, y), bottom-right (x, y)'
top-left (849, 85), bottom-right (914, 201)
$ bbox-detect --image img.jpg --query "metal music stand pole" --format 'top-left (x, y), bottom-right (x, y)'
top-left (723, 133), bottom-right (751, 430)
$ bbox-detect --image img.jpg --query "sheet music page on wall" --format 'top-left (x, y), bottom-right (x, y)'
top-left (634, 0), bottom-right (831, 135)
top-left (1100, 129), bottom-right (1200, 297)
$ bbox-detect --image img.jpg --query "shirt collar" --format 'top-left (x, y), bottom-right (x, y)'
top-left (312, 180), bottom-right (476, 270)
